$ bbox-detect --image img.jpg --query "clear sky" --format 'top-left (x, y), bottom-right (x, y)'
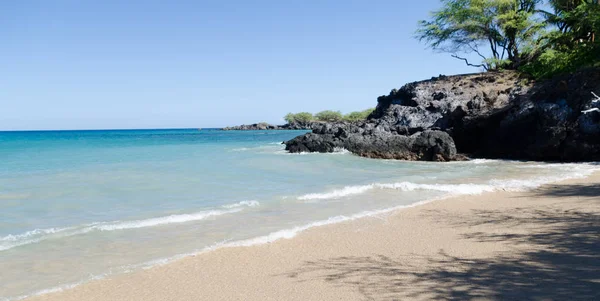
top-left (1, 0), bottom-right (479, 130)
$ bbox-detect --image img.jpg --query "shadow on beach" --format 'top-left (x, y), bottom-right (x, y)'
top-left (284, 184), bottom-right (600, 300)
top-left (532, 183), bottom-right (600, 199)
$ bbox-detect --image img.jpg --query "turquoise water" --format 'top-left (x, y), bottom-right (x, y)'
top-left (0, 129), bottom-right (597, 300)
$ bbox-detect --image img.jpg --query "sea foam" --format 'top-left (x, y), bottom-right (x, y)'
top-left (297, 163), bottom-right (599, 201)
top-left (0, 201), bottom-right (258, 252)
top-left (0, 227), bottom-right (71, 242)
top-left (90, 209), bottom-right (238, 231)
top-left (222, 200), bottom-right (260, 209)
top-left (297, 182), bottom-right (495, 201)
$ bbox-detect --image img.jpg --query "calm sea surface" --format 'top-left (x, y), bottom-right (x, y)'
top-left (0, 129), bottom-right (597, 300)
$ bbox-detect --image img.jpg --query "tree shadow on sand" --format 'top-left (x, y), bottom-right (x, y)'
top-left (283, 185), bottom-right (600, 300)
top-left (532, 183), bottom-right (600, 199)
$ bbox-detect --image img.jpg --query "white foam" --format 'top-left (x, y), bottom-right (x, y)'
top-left (297, 181), bottom-right (493, 201)
top-left (297, 163), bottom-right (600, 201)
top-left (0, 227), bottom-right (71, 242)
top-left (298, 184), bottom-right (374, 200)
top-left (377, 182), bottom-right (495, 194)
top-left (222, 200), bottom-right (260, 209)
top-left (0, 227), bottom-right (76, 251)
top-left (276, 150), bottom-right (312, 155)
top-left (467, 159), bottom-right (500, 164)
top-left (278, 148), bottom-right (351, 156)
top-left (490, 165), bottom-right (597, 191)
top-left (516, 162), bottom-right (598, 170)
top-left (232, 216), bottom-right (354, 246)
top-left (0, 206), bottom-right (251, 252)
top-left (332, 147), bottom-right (351, 154)
top-left (91, 209), bottom-right (238, 231)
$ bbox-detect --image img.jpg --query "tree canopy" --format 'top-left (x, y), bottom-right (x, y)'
top-left (314, 110), bottom-right (343, 122)
top-left (283, 109), bottom-right (374, 124)
top-left (417, 0), bottom-right (599, 77)
top-left (343, 108), bottom-right (375, 122)
top-left (284, 112), bottom-right (314, 124)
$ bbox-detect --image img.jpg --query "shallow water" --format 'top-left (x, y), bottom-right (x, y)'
top-left (0, 129), bottom-right (597, 300)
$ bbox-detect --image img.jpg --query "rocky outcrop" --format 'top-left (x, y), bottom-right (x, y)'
top-left (280, 122), bottom-right (322, 130)
top-left (285, 123), bottom-right (459, 161)
top-left (284, 68), bottom-right (600, 162)
top-left (222, 122), bottom-right (318, 131)
top-left (222, 123), bottom-right (281, 131)
top-left (461, 68), bottom-right (600, 161)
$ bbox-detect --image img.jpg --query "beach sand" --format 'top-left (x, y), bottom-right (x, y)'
top-left (27, 173), bottom-right (600, 300)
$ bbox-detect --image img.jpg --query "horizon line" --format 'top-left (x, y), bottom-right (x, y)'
top-left (0, 127), bottom-right (222, 133)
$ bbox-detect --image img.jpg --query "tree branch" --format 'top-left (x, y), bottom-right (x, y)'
top-left (582, 92), bottom-right (600, 114)
top-left (500, 37), bottom-right (510, 61)
top-left (592, 92), bottom-right (600, 103)
top-left (467, 43), bottom-right (487, 61)
top-left (582, 108), bottom-right (600, 114)
top-left (451, 54), bottom-right (488, 70)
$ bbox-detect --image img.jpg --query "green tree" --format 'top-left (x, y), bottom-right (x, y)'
top-left (343, 108), bottom-right (375, 122)
top-left (284, 113), bottom-right (295, 124)
top-left (543, 0), bottom-right (600, 38)
top-left (315, 110), bottom-right (343, 122)
top-left (284, 112), bottom-right (314, 124)
top-left (294, 112), bottom-right (314, 124)
top-left (521, 0), bottom-right (600, 78)
top-left (417, 0), bottom-right (544, 70)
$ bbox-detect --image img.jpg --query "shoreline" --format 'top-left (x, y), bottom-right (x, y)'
top-left (22, 170), bottom-right (600, 300)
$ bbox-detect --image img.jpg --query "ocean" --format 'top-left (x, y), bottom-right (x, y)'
top-left (0, 128), bottom-right (597, 300)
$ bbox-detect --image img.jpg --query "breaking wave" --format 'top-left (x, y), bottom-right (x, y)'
top-left (222, 200), bottom-right (260, 209)
top-left (298, 163), bottom-right (598, 201)
top-left (0, 201), bottom-right (258, 252)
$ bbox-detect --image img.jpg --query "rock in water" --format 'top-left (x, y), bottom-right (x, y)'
top-left (222, 122), bottom-right (319, 131)
top-left (285, 121), bottom-right (459, 161)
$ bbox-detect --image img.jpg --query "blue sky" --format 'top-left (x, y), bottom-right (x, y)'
top-left (1, 0), bottom-right (478, 130)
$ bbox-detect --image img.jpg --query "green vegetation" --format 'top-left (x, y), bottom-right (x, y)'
top-left (284, 109), bottom-right (374, 124)
top-left (315, 110), bottom-right (343, 122)
top-left (521, 0), bottom-right (600, 78)
top-left (284, 112), bottom-right (314, 124)
top-left (343, 108), bottom-right (376, 122)
top-left (417, 0), bottom-right (600, 78)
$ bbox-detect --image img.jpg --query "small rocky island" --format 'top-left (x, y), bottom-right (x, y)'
top-left (222, 122), bottom-right (315, 131)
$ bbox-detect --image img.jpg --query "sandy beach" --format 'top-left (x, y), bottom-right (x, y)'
top-left (27, 173), bottom-right (600, 301)
top-left (6, 0), bottom-right (600, 299)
